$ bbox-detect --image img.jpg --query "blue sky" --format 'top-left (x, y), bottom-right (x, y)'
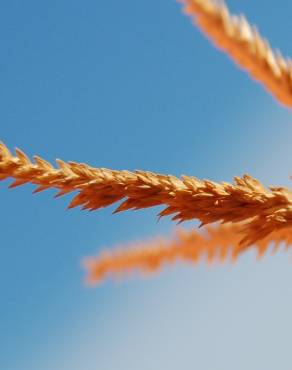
top-left (1, 1), bottom-right (292, 369)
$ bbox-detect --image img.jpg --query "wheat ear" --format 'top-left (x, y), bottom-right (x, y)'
top-left (84, 224), bottom-right (292, 284)
top-left (180, 0), bottom-right (292, 108)
top-left (1, 142), bottom-right (292, 246)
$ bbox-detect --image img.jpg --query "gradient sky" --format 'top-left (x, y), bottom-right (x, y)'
top-left (1, 1), bottom-right (292, 369)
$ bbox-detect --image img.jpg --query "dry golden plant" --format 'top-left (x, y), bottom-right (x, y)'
top-left (84, 224), bottom-right (292, 284)
top-left (1, 142), bottom-right (292, 248)
top-left (181, 0), bottom-right (292, 107)
top-left (2, 1), bottom-right (292, 284)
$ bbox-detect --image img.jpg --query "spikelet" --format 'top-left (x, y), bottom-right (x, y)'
top-left (1, 142), bottom-right (292, 246)
top-left (180, 0), bottom-right (292, 108)
top-left (84, 224), bottom-right (292, 284)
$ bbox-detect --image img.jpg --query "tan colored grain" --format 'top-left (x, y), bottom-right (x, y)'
top-left (1, 142), bottom-right (292, 246)
top-left (84, 224), bottom-right (292, 284)
top-left (180, 0), bottom-right (292, 107)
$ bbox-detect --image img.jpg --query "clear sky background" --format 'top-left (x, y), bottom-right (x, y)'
top-left (1, 1), bottom-right (292, 369)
